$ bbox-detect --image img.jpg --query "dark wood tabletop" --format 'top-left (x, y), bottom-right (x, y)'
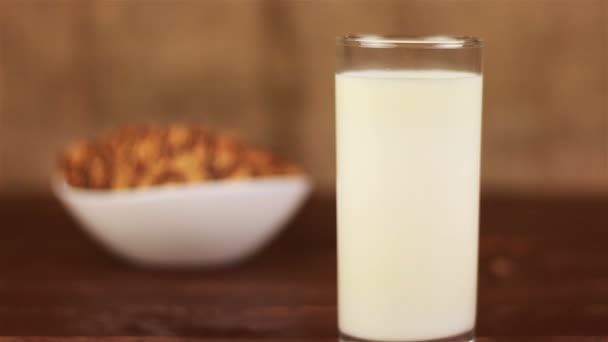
top-left (0, 193), bottom-right (607, 340)
top-left (2, 338), bottom-right (608, 342)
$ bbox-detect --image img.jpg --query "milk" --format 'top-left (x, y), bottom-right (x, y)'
top-left (336, 70), bottom-right (482, 341)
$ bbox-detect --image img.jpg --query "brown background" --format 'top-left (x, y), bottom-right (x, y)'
top-left (0, 0), bottom-right (606, 195)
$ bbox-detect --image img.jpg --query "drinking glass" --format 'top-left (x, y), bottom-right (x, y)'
top-left (336, 35), bottom-right (483, 342)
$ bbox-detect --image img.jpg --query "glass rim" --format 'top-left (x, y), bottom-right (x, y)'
top-left (337, 34), bottom-right (483, 49)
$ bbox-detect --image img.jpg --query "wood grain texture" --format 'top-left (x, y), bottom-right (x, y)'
top-left (0, 339), bottom-right (335, 342)
top-left (0, 194), bottom-right (607, 338)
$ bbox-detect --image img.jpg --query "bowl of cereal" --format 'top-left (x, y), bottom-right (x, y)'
top-left (53, 124), bottom-right (312, 267)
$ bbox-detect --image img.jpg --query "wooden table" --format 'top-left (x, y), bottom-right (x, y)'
top-left (0, 194), bottom-right (607, 340)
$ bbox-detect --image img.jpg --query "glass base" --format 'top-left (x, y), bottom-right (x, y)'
top-left (340, 330), bottom-right (474, 342)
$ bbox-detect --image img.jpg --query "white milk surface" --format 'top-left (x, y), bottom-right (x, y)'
top-left (336, 70), bottom-right (482, 341)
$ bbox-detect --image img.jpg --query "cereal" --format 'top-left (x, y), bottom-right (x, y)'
top-left (59, 124), bottom-right (303, 190)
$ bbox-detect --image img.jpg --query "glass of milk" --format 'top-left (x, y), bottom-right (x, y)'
top-left (336, 35), bottom-right (483, 342)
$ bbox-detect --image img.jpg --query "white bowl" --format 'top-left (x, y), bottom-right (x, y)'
top-left (53, 177), bottom-right (312, 267)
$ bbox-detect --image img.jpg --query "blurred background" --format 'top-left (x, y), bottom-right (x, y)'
top-left (0, 0), bottom-right (606, 196)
